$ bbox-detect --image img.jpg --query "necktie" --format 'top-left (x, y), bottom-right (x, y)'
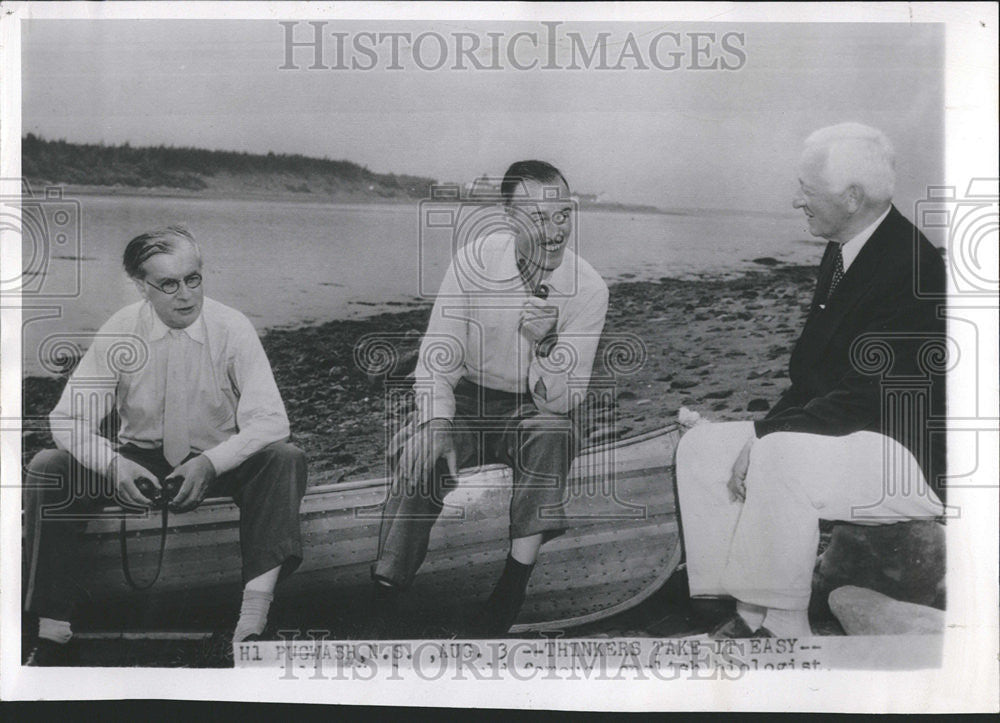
top-left (826, 245), bottom-right (845, 302)
top-left (162, 329), bottom-right (191, 467)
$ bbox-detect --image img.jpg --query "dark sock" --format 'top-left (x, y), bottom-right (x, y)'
top-left (482, 554), bottom-right (535, 634)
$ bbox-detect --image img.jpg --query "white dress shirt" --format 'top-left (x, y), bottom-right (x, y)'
top-left (50, 297), bottom-right (290, 475)
top-left (840, 205), bottom-right (891, 271)
top-left (414, 231), bottom-right (609, 424)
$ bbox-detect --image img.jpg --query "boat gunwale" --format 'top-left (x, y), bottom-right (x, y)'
top-left (304, 423), bottom-right (682, 496)
top-left (86, 424), bottom-right (681, 525)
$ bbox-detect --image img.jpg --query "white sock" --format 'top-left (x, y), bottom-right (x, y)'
top-left (762, 607), bottom-right (811, 637)
top-left (233, 589), bottom-right (273, 643)
top-left (38, 617), bottom-right (72, 645)
top-left (736, 601), bottom-right (766, 631)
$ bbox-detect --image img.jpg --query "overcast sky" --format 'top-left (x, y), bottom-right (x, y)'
top-left (22, 19), bottom-right (943, 212)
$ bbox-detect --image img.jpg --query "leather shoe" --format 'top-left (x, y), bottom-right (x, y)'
top-left (709, 614), bottom-right (774, 639)
top-left (24, 638), bottom-right (76, 667)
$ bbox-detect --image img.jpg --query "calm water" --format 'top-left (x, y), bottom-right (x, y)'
top-left (21, 194), bottom-right (820, 375)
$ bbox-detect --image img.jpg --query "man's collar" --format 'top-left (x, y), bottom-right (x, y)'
top-left (144, 301), bottom-right (206, 344)
top-left (840, 205), bottom-right (891, 271)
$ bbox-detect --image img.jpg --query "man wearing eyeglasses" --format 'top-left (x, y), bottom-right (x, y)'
top-left (23, 225), bottom-right (307, 665)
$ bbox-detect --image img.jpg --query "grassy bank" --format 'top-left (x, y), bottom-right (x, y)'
top-left (22, 134), bottom-right (437, 201)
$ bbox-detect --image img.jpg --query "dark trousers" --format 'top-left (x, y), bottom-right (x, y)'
top-left (374, 380), bottom-right (579, 588)
top-left (23, 442), bottom-right (308, 622)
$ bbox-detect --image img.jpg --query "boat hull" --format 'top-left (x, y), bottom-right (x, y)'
top-left (75, 426), bottom-right (682, 633)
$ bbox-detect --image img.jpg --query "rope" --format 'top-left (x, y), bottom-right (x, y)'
top-left (119, 501), bottom-right (170, 591)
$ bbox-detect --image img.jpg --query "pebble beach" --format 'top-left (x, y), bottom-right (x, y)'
top-left (23, 259), bottom-right (817, 480)
top-left (20, 259), bottom-right (830, 664)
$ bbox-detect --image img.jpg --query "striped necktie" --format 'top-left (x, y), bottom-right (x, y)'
top-left (162, 329), bottom-right (191, 467)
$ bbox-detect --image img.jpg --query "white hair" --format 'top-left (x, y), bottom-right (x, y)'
top-left (803, 123), bottom-right (896, 203)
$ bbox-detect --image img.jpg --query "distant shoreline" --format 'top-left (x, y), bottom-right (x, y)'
top-left (43, 182), bottom-right (672, 215)
top-left (46, 183), bottom-right (424, 206)
top-left (23, 130), bottom-right (796, 218)
top-left (38, 182), bottom-right (796, 220)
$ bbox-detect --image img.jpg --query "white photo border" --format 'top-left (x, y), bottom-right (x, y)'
top-left (1, 1), bottom-right (997, 712)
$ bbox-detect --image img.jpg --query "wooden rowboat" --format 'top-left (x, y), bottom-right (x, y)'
top-left (75, 425), bottom-right (682, 634)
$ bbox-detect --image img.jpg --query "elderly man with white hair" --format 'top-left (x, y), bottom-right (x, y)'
top-left (675, 123), bottom-right (947, 638)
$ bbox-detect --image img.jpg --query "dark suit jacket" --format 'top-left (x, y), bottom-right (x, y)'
top-left (754, 206), bottom-right (947, 499)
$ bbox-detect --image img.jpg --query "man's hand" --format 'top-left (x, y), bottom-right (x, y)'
top-left (107, 454), bottom-right (160, 508)
top-left (519, 298), bottom-right (558, 346)
top-left (169, 454), bottom-right (217, 512)
top-left (727, 437), bottom-right (754, 503)
top-left (398, 418), bottom-right (458, 487)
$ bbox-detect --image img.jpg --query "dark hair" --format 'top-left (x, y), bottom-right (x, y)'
top-left (122, 225), bottom-right (200, 278)
top-left (500, 160), bottom-right (569, 205)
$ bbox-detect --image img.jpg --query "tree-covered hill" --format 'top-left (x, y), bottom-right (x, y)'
top-left (21, 134), bottom-right (437, 200)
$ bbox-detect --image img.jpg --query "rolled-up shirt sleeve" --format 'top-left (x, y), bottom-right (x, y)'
top-left (200, 320), bottom-right (290, 475)
top-left (529, 284), bottom-right (609, 415)
top-left (413, 260), bottom-right (468, 426)
top-left (49, 330), bottom-right (120, 474)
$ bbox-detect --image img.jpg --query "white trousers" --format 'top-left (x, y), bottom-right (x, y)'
top-left (675, 422), bottom-right (944, 611)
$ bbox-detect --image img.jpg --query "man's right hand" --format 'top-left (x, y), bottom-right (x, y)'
top-left (519, 297), bottom-right (559, 345)
top-left (398, 418), bottom-right (459, 486)
top-left (107, 454), bottom-right (160, 507)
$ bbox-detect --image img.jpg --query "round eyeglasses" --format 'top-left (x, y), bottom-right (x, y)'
top-left (144, 273), bottom-right (203, 295)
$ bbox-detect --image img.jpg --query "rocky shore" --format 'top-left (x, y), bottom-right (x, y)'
top-left (22, 260), bottom-right (818, 480)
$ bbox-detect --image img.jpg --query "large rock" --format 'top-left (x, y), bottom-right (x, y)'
top-left (811, 521), bottom-right (946, 621)
top-left (829, 586), bottom-right (944, 635)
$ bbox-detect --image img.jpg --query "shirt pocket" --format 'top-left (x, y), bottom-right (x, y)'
top-left (118, 369), bottom-right (158, 432)
top-left (487, 307), bottom-right (534, 379)
top-left (205, 358), bottom-right (238, 429)
top-left (210, 378), bottom-right (238, 426)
